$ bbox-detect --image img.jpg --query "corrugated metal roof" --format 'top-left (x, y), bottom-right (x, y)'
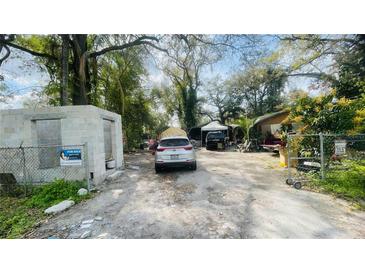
top-left (253, 110), bottom-right (289, 126)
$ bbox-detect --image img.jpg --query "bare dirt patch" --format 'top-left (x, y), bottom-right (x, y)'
top-left (29, 149), bottom-right (365, 239)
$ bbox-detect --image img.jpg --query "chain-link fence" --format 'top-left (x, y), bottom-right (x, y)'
top-left (0, 144), bottom-right (89, 194)
top-left (287, 133), bottom-right (365, 189)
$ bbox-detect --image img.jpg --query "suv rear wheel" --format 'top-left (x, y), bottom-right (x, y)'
top-left (191, 161), bottom-right (197, 171)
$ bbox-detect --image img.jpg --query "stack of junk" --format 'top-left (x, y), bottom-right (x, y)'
top-left (159, 127), bottom-right (187, 139)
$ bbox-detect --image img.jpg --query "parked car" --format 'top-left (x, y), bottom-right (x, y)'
top-left (206, 131), bottom-right (226, 150)
top-left (139, 139), bottom-right (150, 150)
top-left (155, 136), bottom-right (197, 173)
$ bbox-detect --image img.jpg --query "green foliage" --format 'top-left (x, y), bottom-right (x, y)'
top-left (27, 179), bottom-right (88, 209)
top-left (334, 35), bottom-right (365, 99)
top-left (162, 35), bottom-right (217, 129)
top-left (99, 50), bottom-right (169, 149)
top-left (309, 160), bottom-right (365, 202)
top-left (229, 65), bottom-right (287, 117)
top-left (15, 35), bottom-right (63, 104)
top-left (0, 196), bottom-right (44, 238)
top-left (287, 93), bottom-right (365, 134)
top-left (151, 84), bottom-right (201, 130)
top-left (206, 77), bottom-right (243, 124)
top-left (122, 90), bottom-right (156, 149)
top-left (0, 179), bottom-right (89, 238)
top-left (231, 116), bottom-right (254, 139)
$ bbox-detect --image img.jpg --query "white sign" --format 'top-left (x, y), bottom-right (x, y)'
top-left (334, 140), bottom-right (347, 155)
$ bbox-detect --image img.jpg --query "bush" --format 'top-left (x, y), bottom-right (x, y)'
top-left (0, 196), bottom-right (44, 238)
top-left (309, 160), bottom-right (365, 202)
top-left (27, 179), bottom-right (89, 209)
top-left (0, 179), bottom-right (90, 238)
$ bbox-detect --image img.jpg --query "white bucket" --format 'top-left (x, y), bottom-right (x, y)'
top-left (106, 160), bottom-right (116, 169)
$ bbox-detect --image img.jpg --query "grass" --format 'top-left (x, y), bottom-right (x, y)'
top-left (0, 196), bottom-right (44, 239)
top-left (0, 179), bottom-right (90, 239)
top-left (307, 160), bottom-right (365, 209)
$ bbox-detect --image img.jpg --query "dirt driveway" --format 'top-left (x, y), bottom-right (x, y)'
top-left (30, 149), bottom-right (365, 239)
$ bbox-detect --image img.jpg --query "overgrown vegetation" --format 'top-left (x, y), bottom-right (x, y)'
top-left (0, 179), bottom-right (90, 239)
top-left (27, 179), bottom-right (90, 208)
top-left (1, 34), bottom-right (365, 204)
top-left (307, 160), bottom-right (365, 208)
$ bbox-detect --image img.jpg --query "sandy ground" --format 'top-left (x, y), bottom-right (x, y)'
top-left (29, 149), bottom-right (365, 239)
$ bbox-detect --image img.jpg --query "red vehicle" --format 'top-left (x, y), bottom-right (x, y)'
top-left (148, 139), bottom-right (159, 155)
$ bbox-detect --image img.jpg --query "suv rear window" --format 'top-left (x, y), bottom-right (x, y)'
top-left (160, 138), bottom-right (189, 147)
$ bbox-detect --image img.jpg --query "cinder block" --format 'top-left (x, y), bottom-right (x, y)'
top-left (0, 106), bottom-right (123, 185)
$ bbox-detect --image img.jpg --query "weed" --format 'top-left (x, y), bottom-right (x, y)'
top-left (308, 160), bottom-right (365, 206)
top-left (0, 179), bottom-right (91, 238)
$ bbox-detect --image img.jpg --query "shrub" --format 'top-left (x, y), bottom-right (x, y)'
top-left (27, 179), bottom-right (89, 209)
top-left (0, 179), bottom-right (91, 238)
top-left (0, 196), bottom-right (44, 238)
top-left (309, 160), bottom-right (365, 201)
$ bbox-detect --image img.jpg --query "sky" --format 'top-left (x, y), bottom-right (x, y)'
top-left (0, 35), bottom-right (329, 111)
top-left (0, 49), bottom-right (50, 109)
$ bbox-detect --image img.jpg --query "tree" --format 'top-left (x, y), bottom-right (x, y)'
top-left (205, 76), bottom-right (243, 124)
top-left (287, 92), bottom-right (365, 134)
top-left (0, 80), bottom-right (12, 103)
top-left (276, 35), bottom-right (365, 93)
top-left (155, 35), bottom-right (221, 129)
top-left (96, 48), bottom-right (169, 149)
top-left (60, 35), bottom-right (69, 105)
top-left (0, 34), bottom-right (166, 105)
top-left (229, 65), bottom-right (287, 117)
top-left (334, 35), bottom-right (365, 98)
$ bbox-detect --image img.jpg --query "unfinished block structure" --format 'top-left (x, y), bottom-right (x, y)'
top-left (0, 105), bottom-right (123, 185)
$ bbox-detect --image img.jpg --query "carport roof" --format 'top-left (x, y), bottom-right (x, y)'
top-left (201, 121), bottom-right (228, 131)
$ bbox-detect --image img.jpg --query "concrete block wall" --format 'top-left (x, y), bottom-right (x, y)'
top-left (0, 105), bottom-right (123, 185)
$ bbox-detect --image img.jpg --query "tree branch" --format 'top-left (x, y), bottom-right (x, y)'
top-left (278, 34), bottom-right (356, 44)
top-left (287, 72), bottom-right (325, 79)
top-left (0, 45), bottom-right (11, 66)
top-left (89, 36), bottom-right (167, 58)
top-left (2, 41), bottom-right (58, 60)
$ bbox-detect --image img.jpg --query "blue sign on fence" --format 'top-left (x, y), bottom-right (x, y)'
top-left (60, 149), bottom-right (82, 166)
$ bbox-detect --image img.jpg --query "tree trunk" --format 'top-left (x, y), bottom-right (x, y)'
top-left (90, 56), bottom-right (98, 104)
top-left (60, 35), bottom-right (69, 105)
top-left (71, 34), bottom-right (89, 105)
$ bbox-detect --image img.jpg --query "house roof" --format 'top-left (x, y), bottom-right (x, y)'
top-left (253, 110), bottom-right (289, 126)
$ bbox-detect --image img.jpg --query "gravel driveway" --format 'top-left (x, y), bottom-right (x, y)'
top-left (30, 149), bottom-right (365, 239)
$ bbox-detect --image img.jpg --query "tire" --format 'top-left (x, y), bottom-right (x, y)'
top-left (286, 178), bottom-right (294, 185)
top-left (293, 181), bottom-right (302, 190)
top-left (191, 161), bottom-right (197, 171)
top-left (155, 164), bottom-right (161, 173)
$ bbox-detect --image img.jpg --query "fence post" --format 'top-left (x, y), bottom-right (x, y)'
top-left (287, 134), bottom-right (291, 180)
top-left (84, 142), bottom-right (91, 191)
top-left (319, 132), bottom-right (325, 179)
top-left (20, 145), bottom-right (27, 195)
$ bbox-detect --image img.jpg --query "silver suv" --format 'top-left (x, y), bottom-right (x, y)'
top-left (155, 136), bottom-right (197, 173)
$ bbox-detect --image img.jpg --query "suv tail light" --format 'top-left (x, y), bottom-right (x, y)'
top-left (184, 146), bottom-right (193, 150)
top-left (156, 147), bottom-right (166, 152)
